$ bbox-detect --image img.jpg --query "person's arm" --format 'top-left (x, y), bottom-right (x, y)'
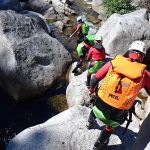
top-left (143, 70), bottom-right (150, 95)
top-left (87, 48), bottom-right (92, 61)
top-left (70, 24), bottom-right (81, 37)
top-left (89, 61), bottom-right (111, 94)
top-left (103, 48), bottom-right (106, 59)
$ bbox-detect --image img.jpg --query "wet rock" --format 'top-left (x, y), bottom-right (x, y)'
top-left (27, 0), bottom-right (52, 13)
top-left (92, 0), bottom-right (107, 21)
top-left (66, 71), bottom-right (90, 107)
top-left (87, 14), bottom-right (100, 24)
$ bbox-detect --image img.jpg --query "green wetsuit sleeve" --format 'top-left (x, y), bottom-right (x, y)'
top-left (77, 43), bottom-right (84, 57)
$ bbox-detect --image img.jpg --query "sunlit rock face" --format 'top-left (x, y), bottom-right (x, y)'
top-left (96, 9), bottom-right (150, 56)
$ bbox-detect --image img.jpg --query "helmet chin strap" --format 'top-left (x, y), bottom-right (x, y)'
top-left (129, 51), bottom-right (144, 62)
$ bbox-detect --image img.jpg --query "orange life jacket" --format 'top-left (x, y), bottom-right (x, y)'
top-left (97, 55), bottom-right (146, 110)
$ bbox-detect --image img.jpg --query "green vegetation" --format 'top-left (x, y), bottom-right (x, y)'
top-left (103, 0), bottom-right (136, 17)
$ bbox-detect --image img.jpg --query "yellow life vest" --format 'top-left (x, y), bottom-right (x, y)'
top-left (97, 55), bottom-right (146, 110)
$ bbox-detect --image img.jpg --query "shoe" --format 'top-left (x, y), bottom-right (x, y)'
top-left (93, 143), bottom-right (107, 150)
top-left (72, 69), bottom-right (78, 73)
top-left (86, 122), bottom-right (94, 130)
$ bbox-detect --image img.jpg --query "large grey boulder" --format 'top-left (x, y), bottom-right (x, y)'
top-left (131, 0), bottom-right (143, 7)
top-left (23, 0), bottom-right (74, 17)
top-left (92, 0), bottom-right (107, 21)
top-left (0, 10), bottom-right (71, 102)
top-left (96, 9), bottom-right (150, 56)
top-left (26, 0), bottom-right (75, 23)
top-left (6, 105), bottom-right (140, 150)
top-left (66, 71), bottom-right (90, 107)
top-left (50, 0), bottom-right (75, 16)
top-left (26, 0), bottom-right (52, 13)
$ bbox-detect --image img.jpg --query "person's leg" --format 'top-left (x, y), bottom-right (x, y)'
top-left (86, 110), bottom-right (96, 129)
top-left (86, 61), bottom-right (103, 87)
top-left (93, 125), bottom-right (113, 150)
top-left (86, 71), bottom-right (91, 88)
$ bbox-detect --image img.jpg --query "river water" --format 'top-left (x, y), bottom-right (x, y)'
top-left (0, 85), bottom-right (67, 150)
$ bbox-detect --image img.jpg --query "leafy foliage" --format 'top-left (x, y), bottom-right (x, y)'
top-left (103, 0), bottom-right (136, 17)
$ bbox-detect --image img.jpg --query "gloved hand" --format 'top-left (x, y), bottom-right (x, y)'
top-left (89, 88), bottom-right (95, 96)
top-left (85, 93), bottom-right (96, 107)
top-left (90, 94), bottom-right (96, 104)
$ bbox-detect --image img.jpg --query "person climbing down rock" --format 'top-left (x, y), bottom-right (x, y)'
top-left (86, 35), bottom-right (106, 88)
top-left (70, 16), bottom-right (89, 43)
top-left (72, 34), bottom-right (95, 75)
top-left (86, 41), bottom-right (150, 150)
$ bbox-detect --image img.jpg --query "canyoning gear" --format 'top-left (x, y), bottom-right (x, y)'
top-left (74, 37), bottom-right (93, 76)
top-left (128, 41), bottom-right (146, 54)
top-left (86, 34), bottom-right (96, 45)
top-left (129, 51), bottom-right (145, 62)
top-left (83, 36), bottom-right (90, 45)
top-left (81, 23), bottom-right (89, 36)
top-left (86, 43), bottom-right (106, 90)
top-left (94, 61), bottom-right (150, 94)
top-left (94, 35), bottom-right (103, 41)
top-left (88, 47), bottom-right (107, 73)
top-left (94, 96), bottom-right (128, 125)
top-left (77, 43), bottom-right (85, 57)
top-left (87, 45), bottom-right (150, 148)
top-left (77, 16), bottom-right (82, 22)
top-left (87, 46), bottom-right (105, 61)
top-left (97, 55), bottom-right (146, 110)
top-left (88, 61), bottom-right (104, 74)
top-left (77, 41), bottom-right (91, 58)
top-left (92, 105), bottom-right (121, 128)
top-left (88, 61), bottom-right (150, 125)
top-left (71, 22), bottom-right (89, 43)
